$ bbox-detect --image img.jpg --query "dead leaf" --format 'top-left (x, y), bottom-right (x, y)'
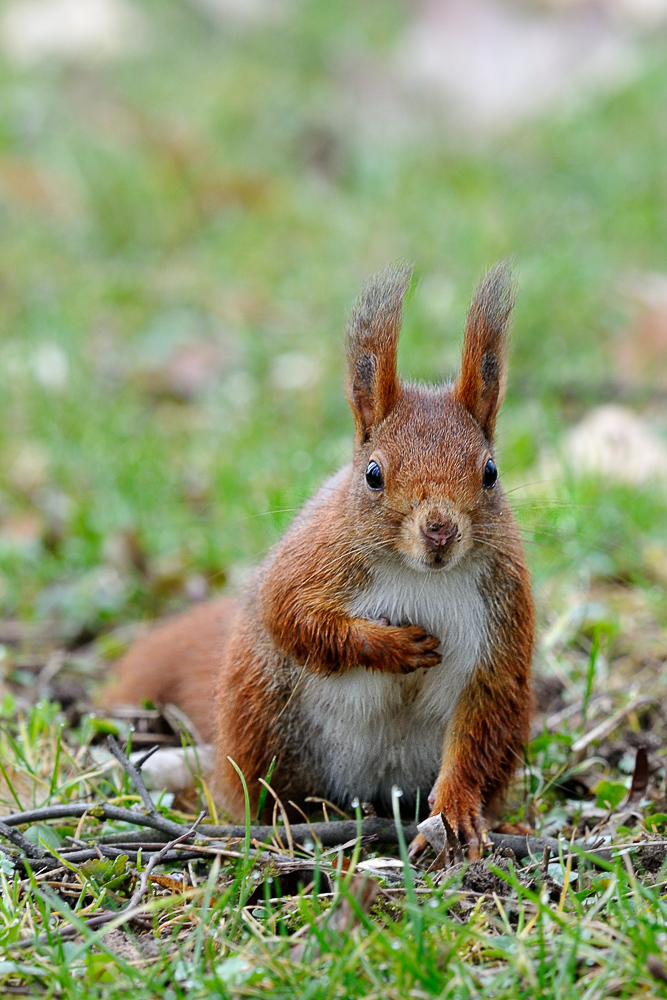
top-left (417, 813), bottom-right (447, 855)
top-left (356, 857), bottom-right (403, 871)
top-left (441, 814), bottom-right (465, 864)
top-left (327, 873), bottom-right (378, 933)
top-left (149, 873), bottom-right (188, 894)
top-left (0, 156), bottom-right (76, 216)
top-left (141, 342), bottom-right (228, 402)
top-left (626, 745), bottom-right (649, 805)
top-left (647, 954), bottom-right (667, 983)
top-left (146, 550), bottom-right (195, 597)
top-left (103, 530), bottom-right (148, 576)
top-left (129, 745), bottom-right (214, 795)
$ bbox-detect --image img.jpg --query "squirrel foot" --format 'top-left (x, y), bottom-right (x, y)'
top-left (408, 805), bottom-right (488, 862)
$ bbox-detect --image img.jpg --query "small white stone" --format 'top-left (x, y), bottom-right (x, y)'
top-left (1, 0), bottom-right (144, 65)
top-left (32, 343), bottom-right (68, 391)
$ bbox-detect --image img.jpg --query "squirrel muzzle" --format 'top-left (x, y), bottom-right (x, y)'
top-left (399, 501), bottom-right (472, 570)
top-left (420, 518), bottom-right (459, 552)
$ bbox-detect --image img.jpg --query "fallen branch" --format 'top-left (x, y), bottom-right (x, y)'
top-left (47, 844), bottom-right (246, 865)
top-left (0, 820), bottom-right (45, 860)
top-left (0, 801), bottom-right (572, 859)
top-left (1, 802), bottom-right (196, 839)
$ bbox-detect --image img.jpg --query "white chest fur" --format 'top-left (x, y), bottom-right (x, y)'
top-left (295, 557), bottom-right (488, 808)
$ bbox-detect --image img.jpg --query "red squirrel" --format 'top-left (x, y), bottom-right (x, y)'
top-left (108, 262), bottom-right (534, 857)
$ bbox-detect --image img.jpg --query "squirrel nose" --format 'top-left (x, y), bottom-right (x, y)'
top-left (420, 520), bottom-right (458, 551)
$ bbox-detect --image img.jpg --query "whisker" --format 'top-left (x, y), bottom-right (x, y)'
top-left (510, 501), bottom-right (595, 510)
top-left (237, 506), bottom-right (305, 520)
top-left (503, 479), bottom-right (560, 495)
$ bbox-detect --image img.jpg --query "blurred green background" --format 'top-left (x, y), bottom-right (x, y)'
top-left (0, 0), bottom-right (666, 638)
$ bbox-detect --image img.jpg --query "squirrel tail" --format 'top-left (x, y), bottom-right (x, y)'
top-left (102, 597), bottom-right (236, 743)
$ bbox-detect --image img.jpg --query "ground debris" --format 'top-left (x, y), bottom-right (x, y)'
top-left (637, 840), bottom-right (667, 875)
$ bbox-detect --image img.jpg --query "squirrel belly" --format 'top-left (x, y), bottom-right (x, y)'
top-left (290, 556), bottom-right (488, 811)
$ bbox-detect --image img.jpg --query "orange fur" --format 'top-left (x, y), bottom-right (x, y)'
top-left (109, 262), bottom-right (534, 846)
top-left (105, 597), bottom-right (236, 743)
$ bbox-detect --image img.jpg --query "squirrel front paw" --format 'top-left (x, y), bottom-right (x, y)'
top-left (357, 621), bottom-right (441, 674)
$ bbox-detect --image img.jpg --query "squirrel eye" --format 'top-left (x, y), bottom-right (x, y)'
top-left (365, 460), bottom-right (384, 491)
top-left (482, 459), bottom-right (498, 490)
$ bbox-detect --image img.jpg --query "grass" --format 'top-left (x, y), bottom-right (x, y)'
top-left (0, 0), bottom-right (667, 994)
top-left (1, 698), bottom-right (667, 998)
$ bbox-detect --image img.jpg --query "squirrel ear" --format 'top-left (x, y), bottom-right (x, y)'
top-left (455, 262), bottom-right (516, 441)
top-left (345, 264), bottom-right (411, 442)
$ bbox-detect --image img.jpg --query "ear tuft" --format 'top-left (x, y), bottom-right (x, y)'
top-left (346, 263), bottom-right (412, 441)
top-left (456, 262), bottom-right (516, 440)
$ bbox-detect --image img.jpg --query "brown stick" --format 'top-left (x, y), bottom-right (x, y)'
top-left (0, 820), bottom-right (45, 860)
top-left (107, 735), bottom-right (166, 818)
top-left (0, 803), bottom-right (570, 859)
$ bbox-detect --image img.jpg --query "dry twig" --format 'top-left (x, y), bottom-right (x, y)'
top-left (0, 820), bottom-right (46, 860)
top-left (572, 696), bottom-right (653, 754)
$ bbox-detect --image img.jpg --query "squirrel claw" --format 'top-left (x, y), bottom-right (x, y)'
top-left (362, 621), bottom-right (441, 674)
top-left (409, 809), bottom-right (488, 863)
top-left (408, 832), bottom-right (429, 859)
top-left (459, 811), bottom-right (489, 861)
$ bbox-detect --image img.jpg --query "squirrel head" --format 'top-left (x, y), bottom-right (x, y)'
top-left (345, 262), bottom-right (516, 572)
